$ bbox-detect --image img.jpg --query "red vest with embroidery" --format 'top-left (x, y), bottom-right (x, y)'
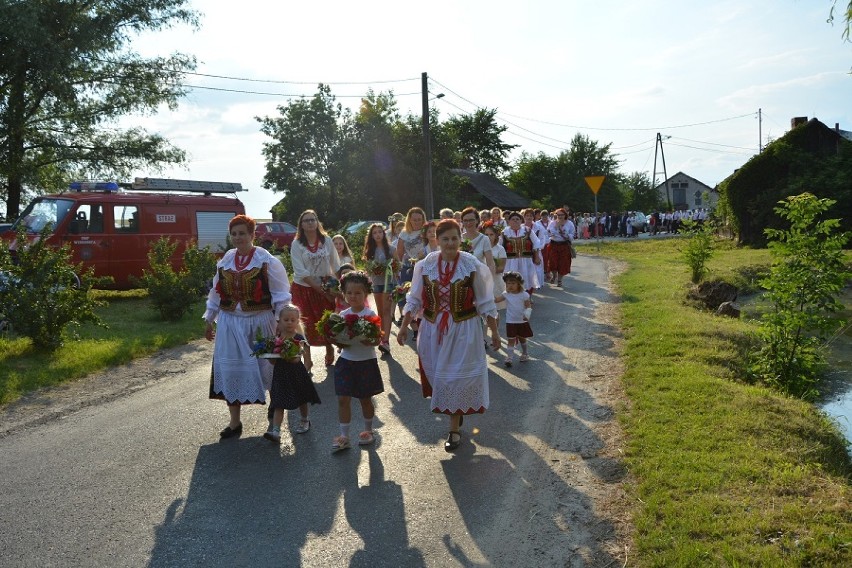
top-left (216, 264), bottom-right (273, 312)
top-left (421, 273), bottom-right (478, 323)
top-left (504, 231), bottom-right (534, 258)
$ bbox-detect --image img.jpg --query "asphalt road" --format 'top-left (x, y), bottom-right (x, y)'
top-left (0, 255), bottom-right (628, 567)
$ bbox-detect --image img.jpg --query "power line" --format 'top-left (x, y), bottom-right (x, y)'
top-left (181, 70), bottom-right (420, 86)
top-left (668, 136), bottom-right (756, 151)
top-left (430, 75), bottom-right (757, 132)
top-left (180, 83), bottom-right (420, 99)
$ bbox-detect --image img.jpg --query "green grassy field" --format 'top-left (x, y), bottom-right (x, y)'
top-left (0, 289), bottom-right (206, 404)
top-left (1, 239), bottom-right (849, 564)
top-left (597, 237), bottom-right (850, 566)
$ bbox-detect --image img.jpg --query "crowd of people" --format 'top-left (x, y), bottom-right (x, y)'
top-left (568, 208), bottom-right (712, 239)
top-left (203, 205), bottom-right (578, 453)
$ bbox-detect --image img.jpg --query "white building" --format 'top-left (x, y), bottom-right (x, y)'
top-left (653, 172), bottom-right (717, 211)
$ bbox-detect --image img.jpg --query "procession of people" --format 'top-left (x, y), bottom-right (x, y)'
top-left (204, 206), bottom-right (572, 453)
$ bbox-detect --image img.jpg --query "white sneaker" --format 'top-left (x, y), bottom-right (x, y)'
top-left (263, 428), bottom-right (281, 443)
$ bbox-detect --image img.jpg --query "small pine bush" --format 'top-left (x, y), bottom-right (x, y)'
top-left (133, 238), bottom-right (217, 321)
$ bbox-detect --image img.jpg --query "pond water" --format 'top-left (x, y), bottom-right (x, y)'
top-left (821, 334), bottom-right (852, 448)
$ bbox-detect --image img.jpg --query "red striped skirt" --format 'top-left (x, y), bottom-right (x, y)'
top-left (291, 283), bottom-right (335, 346)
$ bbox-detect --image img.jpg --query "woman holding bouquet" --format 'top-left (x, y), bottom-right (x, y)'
top-left (290, 209), bottom-right (341, 366)
top-left (396, 219), bottom-right (502, 452)
top-left (394, 207), bottom-right (427, 339)
top-left (204, 214), bottom-right (292, 438)
top-left (363, 223), bottom-right (395, 355)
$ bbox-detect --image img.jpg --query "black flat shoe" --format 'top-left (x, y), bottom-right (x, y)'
top-left (444, 431), bottom-right (461, 452)
top-left (219, 422), bottom-right (243, 438)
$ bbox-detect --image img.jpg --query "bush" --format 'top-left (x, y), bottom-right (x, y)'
top-left (749, 193), bottom-right (851, 399)
top-left (681, 219), bottom-right (715, 283)
top-left (0, 225), bottom-right (106, 350)
top-left (132, 238), bottom-right (217, 321)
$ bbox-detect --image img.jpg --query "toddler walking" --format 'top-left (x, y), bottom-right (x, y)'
top-left (332, 271), bottom-right (385, 451)
top-left (265, 304), bottom-right (321, 444)
top-left (496, 271), bottom-right (533, 367)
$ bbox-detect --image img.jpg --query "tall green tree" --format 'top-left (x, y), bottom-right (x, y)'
top-left (0, 0), bottom-right (198, 219)
top-left (445, 108), bottom-right (517, 177)
top-left (553, 134), bottom-right (622, 213)
top-left (508, 151), bottom-right (560, 208)
top-left (620, 171), bottom-right (661, 212)
top-left (258, 85), bottom-right (359, 227)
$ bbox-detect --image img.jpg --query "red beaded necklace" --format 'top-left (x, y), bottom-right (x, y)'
top-left (305, 238), bottom-right (321, 254)
top-left (234, 247), bottom-right (255, 271)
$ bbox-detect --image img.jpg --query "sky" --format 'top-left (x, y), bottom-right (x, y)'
top-left (128, 0), bottom-right (852, 219)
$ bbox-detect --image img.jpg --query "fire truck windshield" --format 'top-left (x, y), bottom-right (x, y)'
top-left (15, 198), bottom-right (74, 233)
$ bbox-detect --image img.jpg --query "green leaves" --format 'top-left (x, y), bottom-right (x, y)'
top-left (0, 225), bottom-right (106, 350)
top-left (131, 238), bottom-right (216, 321)
top-left (751, 193), bottom-right (852, 399)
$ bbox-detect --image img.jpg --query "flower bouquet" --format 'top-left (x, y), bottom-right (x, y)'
top-left (316, 310), bottom-right (383, 346)
top-left (391, 281), bottom-right (411, 304)
top-left (459, 238), bottom-right (473, 253)
top-left (251, 328), bottom-right (303, 360)
top-left (320, 276), bottom-right (340, 294)
top-left (366, 258), bottom-right (401, 277)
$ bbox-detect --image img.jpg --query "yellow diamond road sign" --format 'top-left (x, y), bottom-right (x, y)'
top-left (584, 175), bottom-right (605, 194)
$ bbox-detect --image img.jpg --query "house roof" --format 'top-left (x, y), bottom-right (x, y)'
top-left (652, 171), bottom-right (715, 192)
top-left (449, 169), bottom-right (529, 208)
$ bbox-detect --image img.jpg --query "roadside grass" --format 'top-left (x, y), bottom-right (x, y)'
top-left (0, 290), bottom-right (206, 405)
top-left (596, 237), bottom-right (851, 566)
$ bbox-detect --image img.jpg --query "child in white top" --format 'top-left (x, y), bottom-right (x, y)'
top-left (331, 271), bottom-right (385, 451)
top-left (495, 271), bottom-right (533, 367)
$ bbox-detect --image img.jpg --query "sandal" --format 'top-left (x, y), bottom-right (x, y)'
top-left (444, 431), bottom-right (461, 452)
top-left (358, 431), bottom-right (375, 446)
top-left (331, 436), bottom-right (350, 452)
top-left (294, 419), bottom-right (311, 434)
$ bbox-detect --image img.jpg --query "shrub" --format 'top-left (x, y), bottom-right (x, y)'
top-left (681, 219), bottom-right (715, 283)
top-left (0, 225), bottom-right (106, 350)
top-left (749, 193), bottom-right (851, 399)
top-left (132, 238), bottom-right (217, 321)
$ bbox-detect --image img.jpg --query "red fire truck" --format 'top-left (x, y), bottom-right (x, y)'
top-left (1, 178), bottom-right (246, 289)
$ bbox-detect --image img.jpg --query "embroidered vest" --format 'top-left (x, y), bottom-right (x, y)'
top-left (421, 273), bottom-right (478, 323)
top-left (504, 232), bottom-right (534, 258)
top-left (216, 264), bottom-right (273, 312)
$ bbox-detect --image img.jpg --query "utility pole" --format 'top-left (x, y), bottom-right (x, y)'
top-left (652, 133), bottom-right (671, 211)
top-left (421, 72), bottom-right (434, 220)
top-left (758, 108), bottom-right (763, 153)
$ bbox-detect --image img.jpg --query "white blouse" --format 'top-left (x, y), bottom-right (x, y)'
top-left (290, 237), bottom-right (341, 286)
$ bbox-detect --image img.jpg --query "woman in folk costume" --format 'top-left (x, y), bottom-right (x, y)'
top-left (290, 209), bottom-right (341, 366)
top-left (396, 219), bottom-right (502, 452)
top-left (204, 214), bottom-right (293, 438)
top-left (524, 208), bottom-right (548, 291)
top-left (502, 211), bottom-right (542, 296)
top-left (546, 208), bottom-right (575, 287)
